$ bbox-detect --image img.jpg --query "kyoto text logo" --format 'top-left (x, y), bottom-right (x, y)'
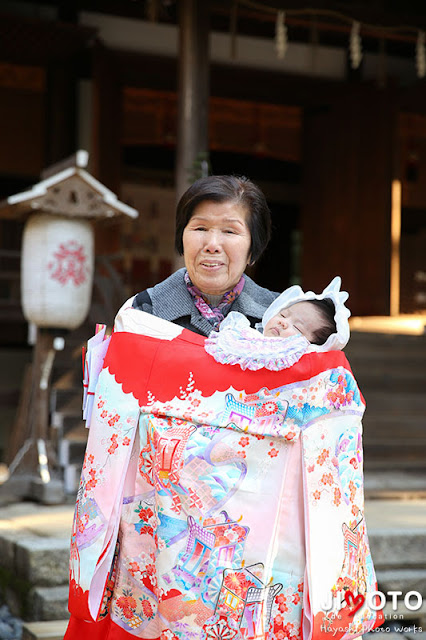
top-left (321, 589), bottom-right (424, 634)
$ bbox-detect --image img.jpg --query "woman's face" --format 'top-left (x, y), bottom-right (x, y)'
top-left (182, 200), bottom-right (252, 297)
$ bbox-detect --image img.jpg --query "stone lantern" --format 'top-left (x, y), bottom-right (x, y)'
top-left (0, 150), bottom-right (138, 503)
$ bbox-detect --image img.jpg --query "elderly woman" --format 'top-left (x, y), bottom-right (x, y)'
top-left (128, 175), bottom-right (278, 335)
top-left (64, 176), bottom-right (383, 640)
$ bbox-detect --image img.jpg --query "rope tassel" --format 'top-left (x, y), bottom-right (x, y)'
top-left (349, 20), bottom-right (362, 69)
top-left (416, 30), bottom-right (426, 78)
top-left (275, 10), bottom-right (288, 59)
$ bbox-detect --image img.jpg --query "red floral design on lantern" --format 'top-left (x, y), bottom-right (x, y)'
top-left (48, 240), bottom-right (88, 286)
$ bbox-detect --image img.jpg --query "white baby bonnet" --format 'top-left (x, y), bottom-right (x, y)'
top-left (261, 276), bottom-right (351, 352)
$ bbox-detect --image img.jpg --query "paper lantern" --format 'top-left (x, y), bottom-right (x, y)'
top-left (21, 214), bottom-right (94, 329)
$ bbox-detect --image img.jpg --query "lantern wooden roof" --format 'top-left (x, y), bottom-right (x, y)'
top-left (0, 150), bottom-right (138, 220)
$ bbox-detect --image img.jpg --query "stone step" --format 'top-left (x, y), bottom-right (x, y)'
top-left (365, 634), bottom-right (426, 640)
top-left (380, 600), bottom-right (426, 629)
top-left (364, 438), bottom-right (426, 450)
top-left (363, 442), bottom-right (426, 466)
top-left (365, 470), bottom-right (426, 496)
top-left (346, 331), bottom-right (426, 395)
top-left (368, 529), bottom-right (426, 570)
top-left (364, 459), bottom-right (426, 471)
top-left (364, 391), bottom-right (426, 416)
top-left (376, 568), bottom-right (426, 595)
top-left (17, 536), bottom-right (70, 586)
top-left (346, 339), bottom-right (426, 358)
top-left (363, 416), bottom-right (425, 440)
top-left (349, 353), bottom-right (426, 373)
top-left (22, 619), bottom-right (69, 640)
top-left (347, 331), bottom-right (426, 350)
top-left (28, 586), bottom-right (70, 622)
top-left (0, 534), bottom-right (70, 588)
top-left (0, 537), bottom-right (70, 621)
top-left (355, 374), bottom-right (425, 394)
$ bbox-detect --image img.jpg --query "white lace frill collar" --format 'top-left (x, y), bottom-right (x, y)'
top-left (204, 312), bottom-right (310, 371)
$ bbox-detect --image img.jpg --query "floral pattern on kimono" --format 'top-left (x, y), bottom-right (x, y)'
top-left (65, 318), bottom-right (383, 640)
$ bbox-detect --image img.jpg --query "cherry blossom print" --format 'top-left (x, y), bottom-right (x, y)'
top-left (108, 413), bottom-right (120, 427)
top-left (107, 434), bottom-right (119, 455)
top-left (128, 561), bottom-right (141, 576)
top-left (276, 594), bottom-right (289, 613)
top-left (325, 369), bottom-right (362, 410)
top-left (320, 472), bottom-right (334, 486)
top-left (317, 448), bottom-right (330, 465)
top-left (84, 467), bottom-right (99, 494)
top-left (349, 480), bottom-right (357, 502)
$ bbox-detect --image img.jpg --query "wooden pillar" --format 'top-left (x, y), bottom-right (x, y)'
top-left (6, 329), bottom-right (55, 466)
top-left (92, 41), bottom-right (122, 194)
top-left (45, 58), bottom-right (78, 165)
top-left (92, 42), bottom-right (123, 257)
top-left (175, 0), bottom-right (210, 202)
top-left (32, 330), bottom-right (55, 442)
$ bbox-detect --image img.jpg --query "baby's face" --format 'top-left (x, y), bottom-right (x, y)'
top-left (263, 301), bottom-right (323, 342)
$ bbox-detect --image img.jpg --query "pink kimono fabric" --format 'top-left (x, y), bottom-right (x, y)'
top-left (65, 318), bottom-right (383, 640)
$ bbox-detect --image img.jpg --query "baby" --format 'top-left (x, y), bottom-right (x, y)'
top-left (205, 276), bottom-right (350, 370)
top-left (262, 298), bottom-right (336, 345)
